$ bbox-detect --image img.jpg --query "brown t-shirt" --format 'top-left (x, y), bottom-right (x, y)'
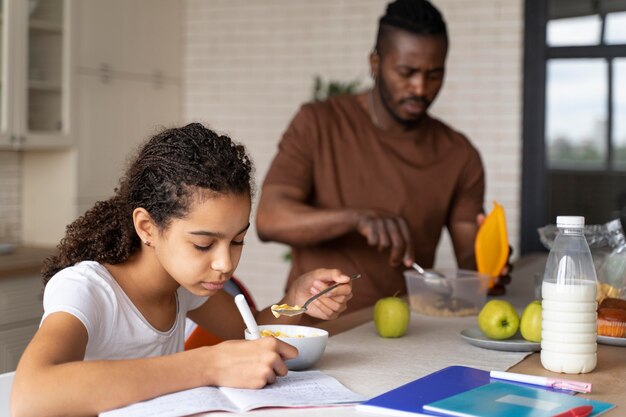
top-left (263, 94), bottom-right (485, 316)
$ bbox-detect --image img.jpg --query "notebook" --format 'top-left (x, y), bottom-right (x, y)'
top-left (423, 381), bottom-right (615, 417)
top-left (99, 370), bottom-right (364, 417)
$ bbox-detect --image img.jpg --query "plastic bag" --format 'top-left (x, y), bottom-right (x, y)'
top-left (538, 221), bottom-right (614, 273)
top-left (597, 219), bottom-right (626, 299)
top-left (539, 219), bottom-right (626, 300)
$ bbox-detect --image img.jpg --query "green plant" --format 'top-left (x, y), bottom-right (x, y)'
top-left (311, 75), bottom-right (361, 101)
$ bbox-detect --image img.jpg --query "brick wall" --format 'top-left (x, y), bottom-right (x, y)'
top-left (184, 0), bottom-right (523, 307)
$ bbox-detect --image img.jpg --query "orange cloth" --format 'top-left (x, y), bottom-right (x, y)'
top-left (184, 327), bottom-right (223, 350)
top-left (184, 277), bottom-right (256, 350)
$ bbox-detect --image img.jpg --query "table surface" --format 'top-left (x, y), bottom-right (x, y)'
top-left (205, 253), bottom-right (625, 416)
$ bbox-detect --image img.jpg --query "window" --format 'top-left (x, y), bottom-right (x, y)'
top-left (522, 0), bottom-right (626, 253)
top-left (545, 59), bottom-right (607, 169)
top-left (615, 59), bottom-right (626, 168)
top-left (605, 11), bottom-right (626, 44)
top-left (547, 15), bottom-right (602, 46)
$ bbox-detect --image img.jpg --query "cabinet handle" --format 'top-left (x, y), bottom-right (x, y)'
top-left (9, 134), bottom-right (22, 149)
top-left (152, 70), bottom-right (163, 89)
top-left (99, 63), bottom-right (112, 84)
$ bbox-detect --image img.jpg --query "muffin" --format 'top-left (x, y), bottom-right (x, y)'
top-left (599, 297), bottom-right (626, 310)
top-left (597, 299), bottom-right (626, 338)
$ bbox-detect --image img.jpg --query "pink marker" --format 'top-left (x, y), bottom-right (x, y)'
top-left (489, 370), bottom-right (592, 393)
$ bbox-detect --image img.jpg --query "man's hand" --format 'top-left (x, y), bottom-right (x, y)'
top-left (356, 210), bottom-right (414, 267)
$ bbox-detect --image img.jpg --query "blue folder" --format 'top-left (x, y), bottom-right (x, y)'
top-left (355, 366), bottom-right (577, 417)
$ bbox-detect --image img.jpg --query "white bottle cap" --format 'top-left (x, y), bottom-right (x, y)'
top-left (556, 216), bottom-right (585, 228)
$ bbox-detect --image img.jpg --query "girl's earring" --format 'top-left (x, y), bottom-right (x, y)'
top-left (144, 240), bottom-right (151, 247)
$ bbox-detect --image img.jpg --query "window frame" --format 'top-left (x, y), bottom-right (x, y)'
top-left (521, 0), bottom-right (626, 253)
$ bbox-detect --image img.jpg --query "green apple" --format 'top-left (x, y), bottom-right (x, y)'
top-left (477, 300), bottom-right (520, 340)
top-left (520, 300), bottom-right (542, 342)
top-left (374, 296), bottom-right (410, 338)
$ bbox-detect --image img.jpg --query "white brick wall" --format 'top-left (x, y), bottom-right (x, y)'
top-left (184, 0), bottom-right (523, 307)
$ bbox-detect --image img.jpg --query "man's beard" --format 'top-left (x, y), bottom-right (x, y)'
top-left (376, 75), bottom-right (431, 127)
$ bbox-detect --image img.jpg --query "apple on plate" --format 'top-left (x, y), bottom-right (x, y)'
top-left (374, 296), bottom-right (410, 338)
top-left (477, 300), bottom-right (520, 340)
top-left (520, 300), bottom-right (542, 342)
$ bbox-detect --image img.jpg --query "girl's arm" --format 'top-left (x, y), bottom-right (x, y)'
top-left (189, 268), bottom-right (354, 341)
top-left (11, 312), bottom-right (296, 417)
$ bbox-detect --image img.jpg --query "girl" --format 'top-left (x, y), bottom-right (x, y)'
top-left (11, 123), bottom-right (353, 417)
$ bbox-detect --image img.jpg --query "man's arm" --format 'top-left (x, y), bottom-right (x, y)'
top-left (256, 183), bottom-right (415, 267)
top-left (256, 183), bottom-right (362, 246)
top-left (448, 220), bottom-right (479, 270)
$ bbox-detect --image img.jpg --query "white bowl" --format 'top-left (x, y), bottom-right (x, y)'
top-left (244, 324), bottom-right (328, 370)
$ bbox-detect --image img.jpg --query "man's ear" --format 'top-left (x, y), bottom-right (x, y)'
top-left (369, 50), bottom-right (380, 79)
top-left (133, 207), bottom-right (156, 246)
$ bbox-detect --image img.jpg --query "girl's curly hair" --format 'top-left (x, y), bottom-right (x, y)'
top-left (42, 123), bottom-right (253, 284)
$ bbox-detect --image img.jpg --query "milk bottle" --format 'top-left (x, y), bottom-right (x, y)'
top-left (541, 216), bottom-right (597, 374)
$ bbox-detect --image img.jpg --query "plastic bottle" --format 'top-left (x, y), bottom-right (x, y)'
top-left (541, 216), bottom-right (597, 374)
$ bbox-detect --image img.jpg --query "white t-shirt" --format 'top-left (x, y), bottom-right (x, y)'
top-left (42, 261), bottom-right (208, 360)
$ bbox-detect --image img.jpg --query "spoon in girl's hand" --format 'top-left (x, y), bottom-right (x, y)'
top-left (235, 294), bottom-right (260, 339)
top-left (271, 274), bottom-right (361, 318)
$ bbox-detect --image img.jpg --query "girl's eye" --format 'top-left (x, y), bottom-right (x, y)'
top-left (194, 243), bottom-right (213, 252)
top-left (232, 240), bottom-right (245, 246)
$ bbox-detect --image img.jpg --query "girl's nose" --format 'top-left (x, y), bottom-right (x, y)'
top-left (211, 247), bottom-right (233, 274)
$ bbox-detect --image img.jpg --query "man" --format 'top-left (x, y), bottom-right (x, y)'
top-left (257, 0), bottom-right (508, 319)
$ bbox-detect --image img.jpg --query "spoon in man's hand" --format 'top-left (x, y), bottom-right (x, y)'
top-left (271, 274), bottom-right (361, 317)
top-left (411, 262), bottom-right (452, 296)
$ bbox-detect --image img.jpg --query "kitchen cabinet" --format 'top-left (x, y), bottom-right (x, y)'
top-left (0, 0), bottom-right (73, 149)
top-left (76, 0), bottom-right (181, 78)
top-left (20, 0), bottom-right (182, 246)
top-left (0, 247), bottom-right (53, 373)
top-left (0, 273), bottom-right (44, 372)
top-left (75, 74), bottom-right (181, 210)
top-left (73, 0), bottom-right (182, 212)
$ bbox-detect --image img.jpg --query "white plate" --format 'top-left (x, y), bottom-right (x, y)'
top-left (460, 327), bottom-right (540, 352)
top-left (598, 335), bottom-right (626, 347)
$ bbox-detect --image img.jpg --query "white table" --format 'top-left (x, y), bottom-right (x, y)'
top-left (202, 257), bottom-right (542, 417)
top-left (202, 253), bottom-right (625, 416)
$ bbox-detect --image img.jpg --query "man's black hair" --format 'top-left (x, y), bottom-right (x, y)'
top-left (375, 0), bottom-right (448, 54)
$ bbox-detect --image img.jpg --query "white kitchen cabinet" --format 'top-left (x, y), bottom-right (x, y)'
top-left (0, 0), bottom-right (73, 149)
top-left (73, 0), bottom-right (182, 213)
top-left (21, 0), bottom-right (182, 246)
top-left (75, 73), bottom-right (181, 210)
top-left (76, 0), bottom-right (181, 78)
top-left (0, 273), bottom-right (43, 373)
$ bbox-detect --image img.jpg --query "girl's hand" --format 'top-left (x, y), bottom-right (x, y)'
top-left (289, 268), bottom-right (354, 320)
top-left (202, 337), bottom-right (298, 389)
